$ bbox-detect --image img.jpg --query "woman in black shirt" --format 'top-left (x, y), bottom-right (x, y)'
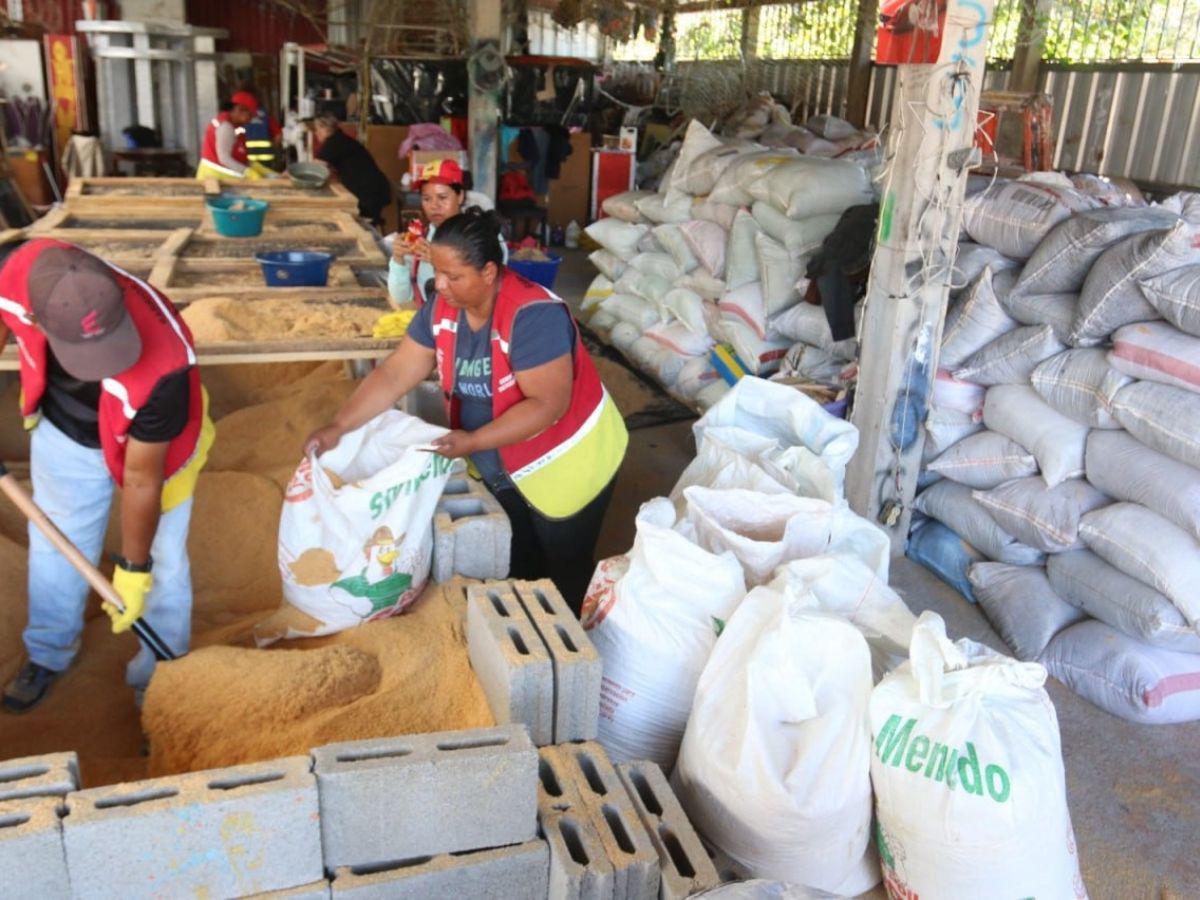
top-left (313, 115), bottom-right (392, 226)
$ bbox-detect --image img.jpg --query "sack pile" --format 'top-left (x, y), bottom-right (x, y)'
top-left (580, 118), bottom-right (875, 412)
top-left (581, 378), bottom-right (906, 894)
top-left (910, 174), bottom-right (1200, 724)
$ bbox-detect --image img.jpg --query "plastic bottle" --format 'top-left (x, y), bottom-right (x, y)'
top-left (565, 220), bottom-right (582, 249)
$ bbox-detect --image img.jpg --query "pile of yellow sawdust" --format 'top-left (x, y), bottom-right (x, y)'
top-left (142, 580), bottom-right (494, 776)
top-left (182, 296), bottom-right (386, 343)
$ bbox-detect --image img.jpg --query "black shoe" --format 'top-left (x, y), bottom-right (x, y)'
top-left (2, 661), bottom-right (60, 713)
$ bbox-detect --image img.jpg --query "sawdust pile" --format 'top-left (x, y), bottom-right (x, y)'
top-left (182, 297), bottom-right (385, 343)
top-left (142, 580), bottom-right (493, 776)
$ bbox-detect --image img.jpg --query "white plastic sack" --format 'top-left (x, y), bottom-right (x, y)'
top-left (967, 563), bottom-right (1085, 661)
top-left (770, 555), bottom-right (916, 678)
top-left (265, 411), bottom-right (452, 644)
top-left (581, 498), bottom-right (746, 768)
top-left (1070, 221), bottom-right (1195, 346)
top-left (1029, 348), bottom-right (1129, 428)
top-left (696, 379), bottom-right (733, 411)
top-left (1048, 551), bottom-right (1200, 654)
top-left (767, 302), bottom-right (833, 348)
top-left (600, 291), bottom-right (660, 330)
top-left (628, 251), bottom-right (681, 282)
top-left (678, 271), bottom-right (727, 301)
top-left (926, 431), bottom-right (1037, 490)
top-left (654, 223), bottom-right (700, 274)
top-left (602, 189), bottom-right (655, 223)
top-left (637, 229), bottom-right (663, 254)
top-left (1139, 264), bottom-right (1200, 337)
top-left (709, 150), bottom-right (800, 207)
top-left (751, 201), bottom-right (839, 255)
top-left (581, 274), bottom-right (613, 318)
top-left (923, 406), bottom-right (983, 459)
top-left (805, 114), bottom-right (858, 141)
top-left (870, 613), bottom-right (1085, 899)
top-left (725, 209), bottom-right (762, 290)
top-left (1080, 501), bottom-right (1200, 630)
top-left (674, 586), bottom-right (880, 895)
top-left (755, 232), bottom-right (804, 314)
top-left (931, 369), bottom-right (985, 416)
top-left (1110, 320), bottom-right (1200, 394)
top-left (1111, 380), bottom-right (1200, 469)
top-left (952, 242), bottom-right (1019, 293)
top-left (973, 477), bottom-right (1110, 553)
top-left (999, 290), bottom-right (1077, 343)
top-left (1016, 206), bottom-right (1179, 294)
top-left (1042, 620), bottom-right (1200, 725)
top-left (589, 249), bottom-right (627, 281)
top-left (719, 318), bottom-right (791, 377)
top-left (719, 281), bottom-right (768, 340)
top-left (680, 219), bottom-right (728, 279)
top-left (609, 321), bottom-right (640, 353)
top-left (666, 120), bottom-right (725, 202)
top-left (1070, 173), bottom-right (1144, 208)
top-left (646, 320), bottom-right (714, 357)
top-left (939, 268), bottom-right (1019, 370)
top-left (615, 267), bottom-right (672, 307)
top-left (681, 486), bottom-right (889, 585)
top-left (682, 143), bottom-right (758, 196)
top-left (694, 376), bottom-right (859, 501)
top-left (691, 198), bottom-right (740, 231)
top-left (983, 384), bottom-right (1089, 487)
top-left (670, 426), bottom-right (799, 504)
top-left (586, 219), bottom-right (649, 260)
top-left (662, 287), bottom-right (711, 336)
top-left (913, 480), bottom-right (1045, 566)
top-left (749, 157), bottom-right (873, 219)
top-left (635, 192), bottom-right (693, 225)
top-left (963, 178), bottom-right (1097, 259)
top-left (1086, 430), bottom-right (1200, 541)
top-left (587, 310), bottom-right (618, 333)
top-left (675, 356), bottom-right (721, 400)
top-left (953, 324), bottom-right (1065, 386)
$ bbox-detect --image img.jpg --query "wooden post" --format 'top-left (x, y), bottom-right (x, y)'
top-left (845, 0), bottom-right (994, 551)
top-left (740, 6), bottom-right (761, 62)
top-left (468, 0), bottom-right (503, 204)
top-left (1009, 0), bottom-right (1050, 93)
top-left (845, 0), bottom-right (880, 128)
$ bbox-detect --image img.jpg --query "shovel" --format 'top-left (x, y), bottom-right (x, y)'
top-left (0, 460), bottom-right (176, 661)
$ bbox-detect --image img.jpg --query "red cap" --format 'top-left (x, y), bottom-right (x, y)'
top-left (415, 158), bottom-right (464, 189)
top-left (27, 245), bottom-right (141, 381)
top-left (230, 91), bottom-right (259, 116)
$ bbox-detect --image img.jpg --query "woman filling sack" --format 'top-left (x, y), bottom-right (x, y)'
top-left (310, 208), bottom-right (628, 613)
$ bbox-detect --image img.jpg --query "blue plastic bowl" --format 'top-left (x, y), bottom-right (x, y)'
top-left (255, 251), bottom-right (333, 287)
top-left (508, 254), bottom-right (563, 290)
top-left (207, 196), bottom-right (269, 237)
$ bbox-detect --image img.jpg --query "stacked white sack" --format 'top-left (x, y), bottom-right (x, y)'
top-left (911, 181), bottom-right (1200, 724)
top-left (581, 118), bottom-right (875, 412)
top-left (582, 378), bottom-right (916, 895)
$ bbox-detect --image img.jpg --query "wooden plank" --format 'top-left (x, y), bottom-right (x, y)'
top-left (156, 226), bottom-right (195, 259)
top-left (0, 342), bottom-right (392, 369)
top-left (846, 0), bottom-right (880, 127)
top-left (27, 206), bottom-right (70, 233)
top-left (845, 1), bottom-right (993, 551)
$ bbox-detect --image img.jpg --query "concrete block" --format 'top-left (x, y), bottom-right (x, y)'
top-left (247, 880), bottom-right (331, 899)
top-left (541, 744), bottom-right (660, 900)
top-left (467, 586), bottom-right (555, 745)
top-left (511, 579), bottom-right (602, 742)
top-left (0, 797), bottom-right (70, 900)
top-left (312, 724), bottom-right (538, 869)
top-left (432, 476), bottom-right (512, 582)
top-left (616, 762), bottom-right (720, 899)
top-left (540, 807), bottom-right (614, 900)
top-left (62, 756), bottom-right (322, 900)
top-left (330, 840), bottom-right (548, 899)
top-left (0, 751), bottom-right (79, 802)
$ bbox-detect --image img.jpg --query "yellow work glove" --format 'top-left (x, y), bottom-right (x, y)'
top-left (373, 309), bottom-right (416, 339)
top-left (105, 565), bottom-right (153, 635)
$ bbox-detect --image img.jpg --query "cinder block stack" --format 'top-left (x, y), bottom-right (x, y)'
top-left (4, 580), bottom-right (721, 899)
top-left (432, 475), bottom-right (513, 583)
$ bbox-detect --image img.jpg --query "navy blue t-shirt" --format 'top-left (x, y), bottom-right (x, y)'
top-left (408, 299), bottom-right (576, 487)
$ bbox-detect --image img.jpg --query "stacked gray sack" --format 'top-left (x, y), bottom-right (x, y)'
top-left (577, 113), bottom-right (878, 412)
top-left (908, 171), bottom-right (1200, 725)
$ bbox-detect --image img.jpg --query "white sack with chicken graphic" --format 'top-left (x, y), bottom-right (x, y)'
top-left (255, 410), bottom-right (453, 645)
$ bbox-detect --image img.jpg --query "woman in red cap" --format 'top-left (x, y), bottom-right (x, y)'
top-left (195, 92), bottom-right (276, 181)
top-left (388, 158), bottom-right (507, 307)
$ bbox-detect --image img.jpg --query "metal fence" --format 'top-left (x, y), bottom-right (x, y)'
top-left (755, 0), bottom-right (857, 59)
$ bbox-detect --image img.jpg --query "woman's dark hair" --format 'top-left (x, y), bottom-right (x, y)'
top-left (431, 208), bottom-right (504, 270)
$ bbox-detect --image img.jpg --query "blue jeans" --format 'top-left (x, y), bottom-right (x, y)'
top-left (24, 419), bottom-right (193, 692)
